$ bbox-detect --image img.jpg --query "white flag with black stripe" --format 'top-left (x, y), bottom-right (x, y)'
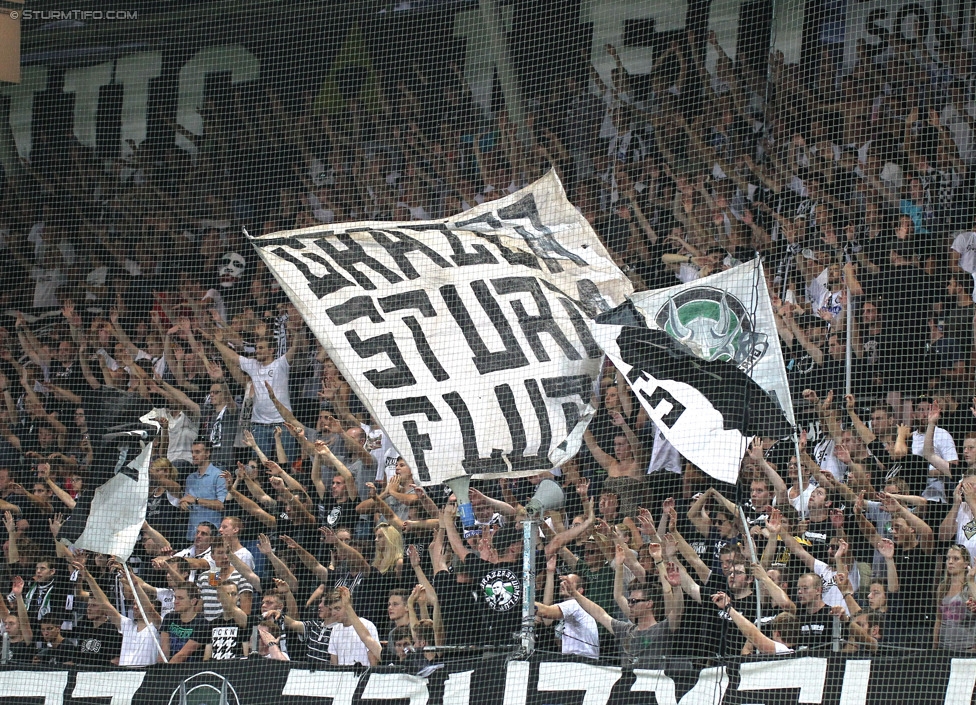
top-left (590, 261), bottom-right (794, 484)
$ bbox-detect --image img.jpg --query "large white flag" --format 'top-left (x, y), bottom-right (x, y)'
top-left (251, 171), bottom-right (633, 484)
top-left (73, 441), bottom-right (152, 561)
top-left (590, 261), bottom-right (795, 484)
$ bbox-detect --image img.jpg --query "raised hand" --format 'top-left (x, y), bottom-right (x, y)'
top-left (834, 442), bottom-right (852, 465)
top-left (765, 507), bottom-right (782, 534)
top-left (835, 538), bottom-right (849, 561)
top-left (11, 575), bottom-right (24, 595)
top-left (279, 535), bottom-right (299, 550)
top-left (835, 571), bottom-right (851, 592)
top-left (662, 497), bottom-right (677, 531)
top-left (877, 538), bottom-right (895, 559)
top-left (665, 562), bottom-right (682, 587)
top-left (269, 476), bottom-right (286, 491)
top-left (575, 477), bottom-right (590, 501)
top-left (711, 591), bottom-right (731, 610)
top-left (748, 439), bottom-right (765, 462)
top-left (636, 507), bottom-right (654, 534)
top-left (48, 513), bottom-right (64, 538)
top-left (648, 542), bottom-right (663, 563)
top-left (406, 544), bottom-right (421, 567)
top-left (257, 533), bottom-right (275, 555)
top-left (829, 508), bottom-right (845, 530)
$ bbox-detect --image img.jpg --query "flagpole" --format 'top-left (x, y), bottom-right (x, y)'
top-left (793, 431), bottom-right (807, 517)
top-left (122, 562), bottom-right (168, 663)
top-left (737, 505), bottom-right (763, 626)
top-left (845, 282), bottom-right (852, 396)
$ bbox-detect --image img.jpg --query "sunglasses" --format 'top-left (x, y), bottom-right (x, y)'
top-left (627, 597), bottom-right (646, 605)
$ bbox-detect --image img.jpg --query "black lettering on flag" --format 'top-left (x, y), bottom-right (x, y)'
top-left (497, 195), bottom-right (587, 274)
top-left (492, 277), bottom-right (581, 363)
top-left (386, 397), bottom-right (440, 481)
top-left (315, 234), bottom-right (403, 290)
top-left (365, 228), bottom-right (453, 279)
top-left (326, 296), bottom-right (385, 326)
top-left (269, 247), bottom-right (354, 299)
top-left (525, 379), bottom-right (553, 459)
top-left (557, 297), bottom-right (603, 359)
top-left (541, 374), bottom-right (593, 400)
top-left (542, 375), bottom-right (593, 450)
top-left (344, 331), bottom-right (416, 389)
top-left (379, 290), bottom-right (449, 382)
top-left (442, 391), bottom-right (507, 475)
top-left (455, 213), bottom-right (541, 270)
top-left (406, 224), bottom-right (498, 267)
top-left (495, 383), bottom-right (553, 472)
top-left (637, 385), bottom-right (687, 429)
top-left (440, 283), bottom-right (529, 375)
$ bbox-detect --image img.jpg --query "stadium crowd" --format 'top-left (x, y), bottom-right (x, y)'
top-left (3, 22), bottom-right (976, 667)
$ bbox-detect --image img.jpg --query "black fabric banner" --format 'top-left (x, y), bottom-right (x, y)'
top-left (2, 652), bottom-right (976, 705)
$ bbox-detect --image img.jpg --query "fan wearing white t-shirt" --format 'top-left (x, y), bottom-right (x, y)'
top-left (535, 573), bottom-right (599, 658)
top-left (951, 229), bottom-right (976, 301)
top-left (74, 560), bottom-right (161, 667)
top-left (210, 320), bottom-right (305, 460)
top-left (327, 586), bottom-right (382, 666)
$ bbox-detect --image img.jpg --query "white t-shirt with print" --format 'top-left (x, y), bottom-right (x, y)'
top-left (240, 355), bottom-right (291, 423)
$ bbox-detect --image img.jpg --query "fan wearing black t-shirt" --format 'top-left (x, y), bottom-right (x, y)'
top-left (160, 584), bottom-right (209, 663)
top-left (446, 512), bottom-right (525, 648)
top-left (698, 561), bottom-right (755, 656)
top-left (795, 573), bottom-right (832, 649)
top-left (73, 598), bottom-right (122, 666)
top-left (204, 582), bottom-right (253, 660)
top-left (854, 492), bottom-right (937, 648)
top-left (314, 461), bottom-right (360, 533)
top-left (34, 615), bottom-right (77, 665)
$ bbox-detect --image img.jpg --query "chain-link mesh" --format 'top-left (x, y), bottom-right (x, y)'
top-left (0, 1), bottom-right (975, 703)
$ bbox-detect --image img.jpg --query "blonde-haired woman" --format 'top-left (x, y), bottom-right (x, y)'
top-left (146, 457), bottom-right (183, 545)
top-left (934, 544), bottom-right (976, 651)
top-left (321, 521), bottom-right (406, 627)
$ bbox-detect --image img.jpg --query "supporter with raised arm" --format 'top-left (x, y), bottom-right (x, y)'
top-left (74, 561), bottom-right (160, 667)
top-left (711, 591), bottom-right (798, 655)
top-left (208, 321), bottom-right (305, 461)
top-left (766, 509), bottom-right (858, 613)
top-left (328, 585), bottom-right (382, 666)
top-left (912, 397), bottom-right (958, 513)
top-left (560, 553), bottom-right (683, 665)
top-left (0, 576), bottom-right (34, 662)
top-left (535, 570), bottom-right (600, 659)
top-left (204, 581), bottom-right (252, 660)
top-left (854, 488), bottom-right (937, 647)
